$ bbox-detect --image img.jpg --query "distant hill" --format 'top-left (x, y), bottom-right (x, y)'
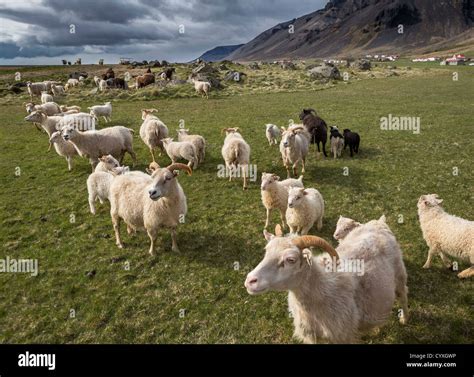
top-left (196, 44), bottom-right (244, 62)
top-left (228, 0), bottom-right (474, 61)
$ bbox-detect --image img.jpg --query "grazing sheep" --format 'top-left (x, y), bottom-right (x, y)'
top-left (95, 154), bottom-right (120, 172)
top-left (418, 194), bottom-right (474, 278)
top-left (109, 163), bottom-right (192, 254)
top-left (329, 126), bottom-right (344, 159)
top-left (245, 221), bottom-right (409, 343)
top-left (61, 124), bottom-right (137, 170)
top-left (162, 138), bottom-right (198, 169)
top-left (51, 85), bottom-right (65, 96)
top-left (265, 124), bottom-right (280, 145)
top-left (343, 129), bottom-right (360, 157)
top-left (139, 109), bottom-right (169, 161)
top-left (176, 129), bottom-right (206, 163)
top-left (86, 167), bottom-right (129, 215)
top-left (41, 91), bottom-right (53, 104)
top-left (136, 72), bottom-right (155, 89)
top-left (25, 102), bottom-right (61, 116)
top-left (48, 131), bottom-right (78, 171)
top-left (221, 127), bottom-right (251, 190)
top-left (99, 79), bottom-right (108, 92)
top-left (299, 108), bottom-right (328, 157)
top-left (191, 78), bottom-right (211, 99)
top-left (279, 125), bottom-right (310, 178)
top-left (88, 102), bottom-right (112, 123)
top-left (261, 172), bottom-right (303, 229)
top-left (60, 105), bottom-right (81, 113)
top-left (67, 78), bottom-right (80, 87)
top-left (26, 82), bottom-right (47, 100)
top-left (286, 187), bottom-right (324, 235)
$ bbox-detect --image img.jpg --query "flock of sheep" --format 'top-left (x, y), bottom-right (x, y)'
top-left (19, 69), bottom-right (474, 344)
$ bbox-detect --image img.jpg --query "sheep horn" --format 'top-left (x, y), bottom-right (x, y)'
top-left (167, 163), bottom-right (192, 176)
top-left (293, 236), bottom-right (339, 261)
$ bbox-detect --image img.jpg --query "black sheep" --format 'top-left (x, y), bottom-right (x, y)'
top-left (329, 126), bottom-right (344, 139)
top-left (163, 67), bottom-right (175, 81)
top-left (343, 129), bottom-right (360, 157)
top-left (299, 108), bottom-right (328, 157)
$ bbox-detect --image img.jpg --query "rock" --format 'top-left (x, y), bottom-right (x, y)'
top-left (307, 64), bottom-right (341, 80)
top-left (192, 62), bottom-right (219, 75)
top-left (351, 59), bottom-right (371, 71)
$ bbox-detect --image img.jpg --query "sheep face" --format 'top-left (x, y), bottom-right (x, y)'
top-left (261, 173), bottom-right (279, 190)
top-left (287, 187), bottom-right (307, 208)
top-left (25, 103), bottom-right (36, 114)
top-left (24, 111), bottom-right (43, 122)
top-left (333, 216), bottom-right (361, 241)
top-left (299, 108), bottom-right (316, 120)
top-left (61, 125), bottom-right (77, 141)
top-left (245, 231), bottom-right (310, 294)
top-left (49, 131), bottom-right (62, 143)
top-left (99, 155), bottom-right (120, 169)
top-left (141, 108), bottom-right (158, 120)
top-left (281, 130), bottom-right (298, 148)
top-left (161, 137), bottom-right (173, 146)
top-left (417, 194), bottom-right (443, 210)
top-left (147, 168), bottom-right (177, 201)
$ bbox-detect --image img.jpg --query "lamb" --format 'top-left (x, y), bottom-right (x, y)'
top-left (343, 129), bottom-right (360, 157)
top-left (286, 187), bottom-right (324, 235)
top-left (95, 154), bottom-right (120, 172)
top-left (221, 127), bottom-right (251, 190)
top-left (162, 138), bottom-right (198, 169)
top-left (176, 129), bottom-right (206, 163)
top-left (98, 79), bottom-right (108, 92)
top-left (42, 80), bottom-right (61, 91)
top-left (261, 172), bottom-right (303, 229)
top-left (418, 194), bottom-right (474, 278)
top-left (109, 163), bottom-right (192, 254)
top-left (279, 125), bottom-right (310, 178)
top-left (51, 85), bottom-right (66, 96)
top-left (60, 105), bottom-right (81, 113)
top-left (139, 109), bottom-right (169, 161)
top-left (41, 91), bottom-right (53, 104)
top-left (329, 126), bottom-right (344, 159)
top-left (265, 124), bottom-right (280, 145)
top-left (191, 78), bottom-right (211, 99)
top-left (299, 108), bottom-right (328, 157)
top-left (26, 82), bottom-right (47, 100)
top-left (245, 221), bottom-right (409, 344)
top-left (25, 102), bottom-right (61, 116)
top-left (61, 124), bottom-right (137, 170)
top-left (93, 76), bottom-right (101, 87)
top-left (88, 102), bottom-right (112, 123)
top-left (66, 78), bottom-right (80, 88)
top-left (333, 216), bottom-right (361, 241)
top-left (86, 167), bottom-right (130, 215)
top-left (48, 131), bottom-right (78, 171)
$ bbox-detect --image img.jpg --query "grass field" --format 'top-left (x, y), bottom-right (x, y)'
top-left (0, 62), bottom-right (472, 344)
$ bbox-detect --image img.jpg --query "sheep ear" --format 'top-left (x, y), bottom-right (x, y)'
top-left (302, 249), bottom-right (313, 266)
top-left (435, 198), bottom-right (443, 204)
top-left (145, 168), bottom-right (153, 175)
top-left (272, 175), bottom-right (280, 181)
top-left (263, 230), bottom-right (274, 241)
top-left (275, 224), bottom-right (283, 237)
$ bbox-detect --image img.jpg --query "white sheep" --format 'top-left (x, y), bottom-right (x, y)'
top-left (26, 82), bottom-right (47, 100)
top-left (51, 85), bottom-right (66, 96)
top-left (109, 163), bottom-right (192, 254)
top-left (60, 105), bottom-right (81, 113)
top-left (48, 131), bottom-right (78, 171)
top-left (95, 154), bottom-right (121, 172)
top-left (245, 221), bottom-right (409, 343)
top-left (333, 216), bottom-right (361, 241)
top-left (24, 111), bottom-right (64, 137)
top-left (330, 135), bottom-right (344, 159)
top-left (66, 78), bottom-right (80, 88)
top-left (24, 102), bottom-right (61, 116)
top-left (99, 79), bottom-right (108, 92)
top-left (192, 78), bottom-right (211, 99)
top-left (280, 125), bottom-right (310, 178)
top-left (265, 124), bottom-right (280, 145)
top-left (286, 187), bottom-right (324, 235)
top-left (221, 127), bottom-right (251, 190)
top-left (61, 124), bottom-right (137, 170)
top-left (162, 138), bottom-right (198, 169)
top-left (418, 194), bottom-right (474, 278)
top-left (176, 129), bottom-right (206, 163)
top-left (88, 102), bottom-right (112, 123)
top-left (261, 172), bottom-right (303, 229)
top-left (59, 112), bottom-right (97, 132)
top-left (93, 76), bottom-right (101, 87)
top-left (139, 109), bottom-right (169, 161)
top-left (41, 91), bottom-right (53, 104)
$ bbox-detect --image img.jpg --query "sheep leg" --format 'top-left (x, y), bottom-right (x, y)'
top-left (322, 141), bottom-right (327, 157)
top-left (66, 156), bottom-right (73, 171)
top-left (301, 226), bottom-right (311, 235)
top-left (150, 148), bottom-right (156, 162)
top-left (285, 165), bottom-right (290, 179)
top-left (128, 149), bottom-right (137, 167)
top-left (396, 285), bottom-right (409, 325)
top-left (112, 215), bottom-right (124, 249)
top-left (457, 266), bottom-right (474, 279)
top-left (171, 228), bottom-right (179, 252)
top-left (292, 164), bottom-right (297, 177)
top-left (242, 164), bottom-right (248, 190)
top-left (422, 248), bottom-right (437, 268)
top-left (438, 252), bottom-right (452, 269)
top-left (88, 194), bottom-right (96, 215)
top-left (147, 229), bottom-right (158, 256)
top-left (350, 145), bottom-right (354, 157)
top-left (279, 210), bottom-right (286, 229)
top-left (289, 225), bottom-right (296, 235)
top-left (301, 158), bottom-right (306, 174)
top-left (316, 216), bottom-right (323, 231)
top-left (265, 208), bottom-right (271, 228)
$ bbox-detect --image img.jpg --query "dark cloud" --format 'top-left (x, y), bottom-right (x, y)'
top-left (0, 0), bottom-right (326, 63)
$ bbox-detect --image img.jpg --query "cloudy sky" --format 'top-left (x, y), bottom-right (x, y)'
top-left (0, 0), bottom-right (326, 65)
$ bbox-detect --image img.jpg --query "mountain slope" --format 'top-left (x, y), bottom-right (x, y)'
top-left (197, 44), bottom-right (244, 62)
top-left (228, 0), bottom-right (474, 60)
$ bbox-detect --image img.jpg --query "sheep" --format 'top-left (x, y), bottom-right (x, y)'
top-left (160, 72), bottom-right (167, 80)
top-left (88, 102), bottom-right (112, 123)
top-left (176, 129), bottom-right (206, 163)
top-left (41, 91), bottom-right (53, 104)
top-left (93, 76), bottom-right (101, 87)
top-left (245, 221), bottom-right (409, 344)
top-left (136, 72), bottom-right (155, 89)
top-left (333, 216), bottom-right (361, 241)
top-left (61, 124), bottom-right (137, 170)
top-left (221, 127), bottom-right (251, 190)
top-left (51, 85), bottom-right (65, 96)
top-left (66, 78), bottom-right (80, 88)
top-left (25, 102), bottom-right (61, 116)
top-left (286, 187), bottom-right (324, 235)
top-left (265, 124), bottom-right (280, 145)
top-left (162, 138), bottom-right (198, 169)
top-left (109, 163), bottom-right (192, 254)
top-left (139, 109), bottom-right (169, 161)
top-left (24, 110), bottom-right (64, 137)
top-left (161, 67), bottom-right (175, 80)
top-left (95, 154), bottom-right (120, 172)
top-left (42, 80), bottom-right (61, 91)
top-left (48, 131), bottom-right (78, 171)
top-left (60, 105), bottom-right (81, 113)
top-left (58, 109), bottom-right (80, 115)
top-left (86, 167), bottom-right (130, 215)
top-left (418, 194), bottom-right (474, 278)
top-left (279, 125), bottom-right (310, 178)
top-left (329, 126), bottom-right (344, 159)
top-left (191, 78), bottom-right (211, 99)
top-left (99, 79), bottom-right (108, 92)
top-left (261, 172), bottom-right (303, 229)
top-left (106, 77), bottom-right (128, 89)
top-left (26, 82), bottom-right (47, 100)
top-left (299, 108), bottom-right (328, 157)
top-left (343, 129), bottom-right (360, 157)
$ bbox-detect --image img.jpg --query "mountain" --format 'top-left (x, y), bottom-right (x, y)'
top-left (228, 0), bottom-right (474, 61)
top-left (196, 44), bottom-right (244, 62)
